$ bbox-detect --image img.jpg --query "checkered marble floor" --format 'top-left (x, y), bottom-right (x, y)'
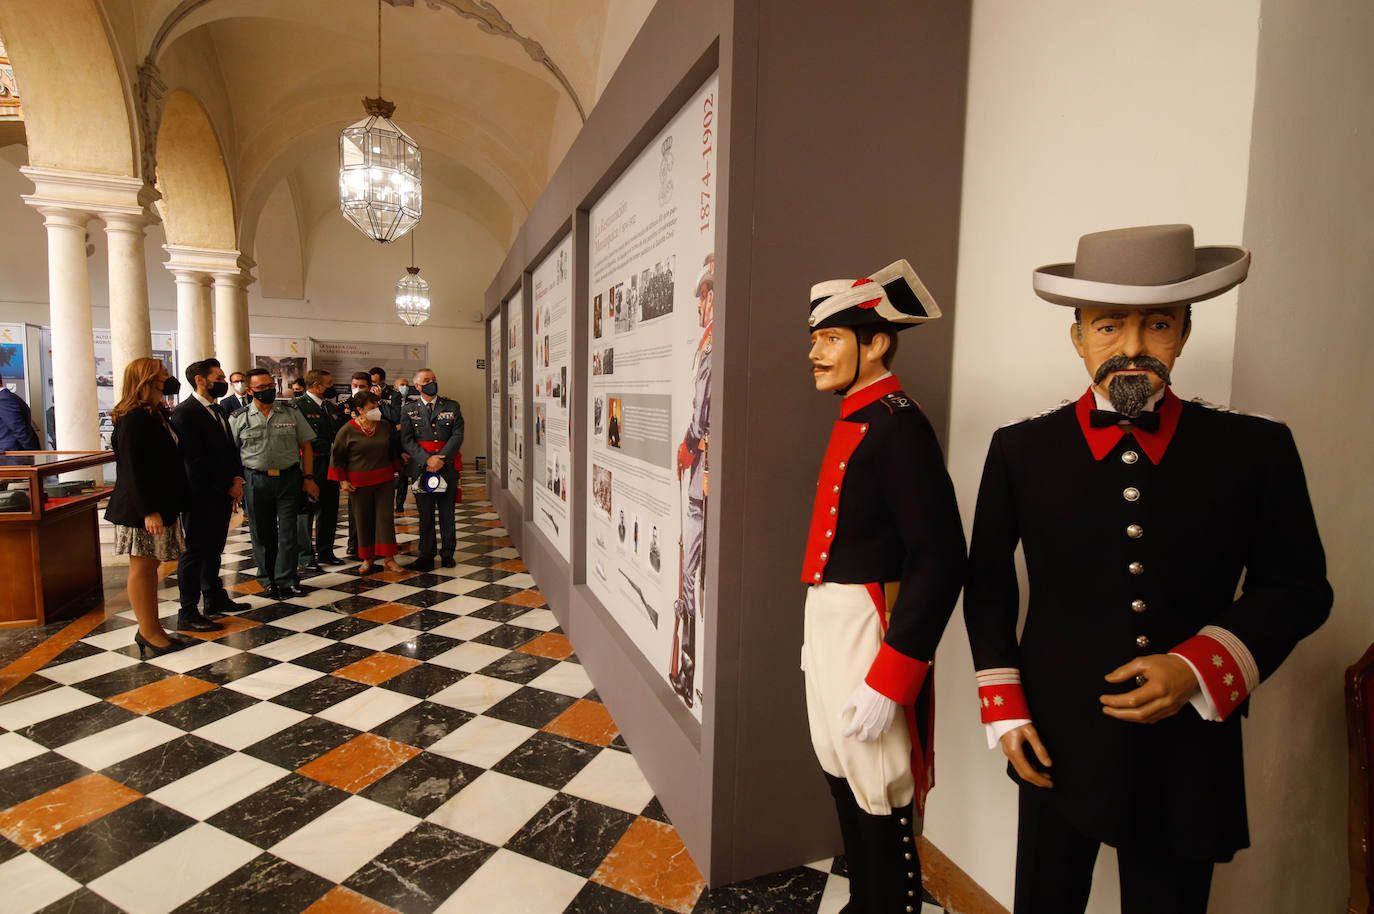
top-left (0, 471), bottom-right (947, 914)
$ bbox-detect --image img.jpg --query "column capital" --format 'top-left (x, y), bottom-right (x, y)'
top-left (163, 243), bottom-right (244, 281)
top-left (20, 166), bottom-right (159, 218)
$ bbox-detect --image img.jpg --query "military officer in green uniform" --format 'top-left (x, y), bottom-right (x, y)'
top-left (399, 367), bottom-right (464, 571)
top-left (231, 368), bottom-right (320, 598)
top-left (293, 368), bottom-right (344, 568)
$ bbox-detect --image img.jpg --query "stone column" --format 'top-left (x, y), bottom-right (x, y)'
top-left (212, 270), bottom-right (250, 377)
top-left (33, 205), bottom-right (100, 452)
top-left (169, 267), bottom-right (213, 372)
top-left (103, 210), bottom-right (155, 382)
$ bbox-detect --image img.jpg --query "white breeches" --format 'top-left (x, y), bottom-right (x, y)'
top-left (802, 582), bottom-right (914, 815)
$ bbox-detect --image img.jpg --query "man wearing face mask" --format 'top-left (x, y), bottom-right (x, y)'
top-left (391, 377), bottom-right (414, 513)
top-left (230, 368), bottom-right (320, 598)
top-left (399, 368), bottom-right (463, 570)
top-left (170, 358), bottom-right (246, 631)
top-left (220, 371), bottom-right (249, 414)
top-left (293, 369), bottom-right (344, 568)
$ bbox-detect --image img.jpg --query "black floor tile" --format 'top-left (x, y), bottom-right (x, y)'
top-left (468, 602), bottom-right (536, 624)
top-left (690, 865), bottom-right (828, 913)
top-left (394, 590), bottom-right (459, 609)
top-left (237, 603), bottom-right (309, 625)
top-left (477, 651), bottom-right (558, 685)
top-left (463, 583), bottom-right (522, 602)
top-left (0, 673), bottom-right (59, 705)
top-left (397, 572), bottom-right (447, 589)
top-left (329, 595), bottom-right (386, 613)
top-left (173, 852), bottom-right (334, 913)
top-left (483, 686), bottom-right (576, 729)
top-left (40, 641), bottom-right (106, 669)
top-left (380, 662), bottom-right (465, 698)
top-left (641, 796), bottom-right (671, 824)
top-left (567, 882), bottom-right (676, 914)
top-left (18, 702), bottom-right (140, 749)
top-left (206, 773), bottom-right (350, 848)
top-left (471, 623), bottom-right (541, 650)
top-left (344, 822), bottom-right (495, 914)
top-left (243, 717), bottom-right (358, 770)
top-left (492, 732), bottom-right (599, 791)
top-left (359, 752), bottom-right (481, 817)
top-left (505, 793), bottom-right (636, 877)
top-left (99, 734), bottom-right (233, 793)
top-left (35, 887), bottom-right (127, 914)
top-left (386, 633), bottom-right (463, 663)
top-left (310, 616), bottom-right (382, 641)
top-left (328, 578), bottom-right (390, 595)
top-left (290, 642), bottom-right (376, 675)
top-left (0, 834), bottom-right (23, 865)
top-left (148, 686), bottom-right (258, 731)
top-left (33, 797), bottom-right (196, 883)
top-left (0, 752), bottom-right (93, 808)
top-left (370, 700), bottom-right (474, 749)
top-left (270, 674), bottom-right (370, 714)
top-left (386, 608), bottom-right (454, 632)
top-left (216, 625), bottom-right (293, 651)
top-left (184, 651), bottom-right (279, 686)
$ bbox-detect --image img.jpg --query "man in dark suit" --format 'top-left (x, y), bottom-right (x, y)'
top-left (369, 365), bottom-right (403, 424)
top-left (964, 225), bottom-right (1332, 914)
top-left (399, 368), bottom-right (463, 571)
top-left (171, 358), bottom-right (245, 631)
top-left (293, 369), bottom-right (344, 567)
top-left (0, 375), bottom-right (40, 452)
top-left (220, 370), bottom-right (249, 415)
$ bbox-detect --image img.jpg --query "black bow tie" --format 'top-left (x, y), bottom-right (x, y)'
top-left (1089, 409), bottom-right (1161, 432)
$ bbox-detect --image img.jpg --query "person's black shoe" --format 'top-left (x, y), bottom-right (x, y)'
top-left (209, 595), bottom-right (251, 613)
top-left (176, 613), bottom-right (223, 633)
top-left (299, 561), bottom-right (323, 574)
top-left (277, 584), bottom-right (308, 598)
top-left (202, 607), bottom-right (227, 620)
top-left (344, 550), bottom-right (360, 561)
top-left (440, 556), bottom-right (457, 568)
top-left (408, 558), bottom-right (435, 572)
top-left (317, 553), bottom-right (343, 566)
top-left (135, 633), bottom-right (189, 659)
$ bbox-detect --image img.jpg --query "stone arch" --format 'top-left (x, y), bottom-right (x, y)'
top-left (0, 0), bottom-right (135, 175)
top-left (155, 89), bottom-right (235, 248)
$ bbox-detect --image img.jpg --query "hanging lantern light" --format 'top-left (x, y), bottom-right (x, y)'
top-left (339, 1), bottom-right (421, 243)
top-left (395, 232), bottom-right (431, 326)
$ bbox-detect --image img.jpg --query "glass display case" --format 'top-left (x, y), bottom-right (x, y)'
top-left (0, 450), bottom-right (115, 627)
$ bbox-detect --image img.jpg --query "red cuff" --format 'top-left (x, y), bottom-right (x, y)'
top-left (975, 668), bottom-right (1030, 723)
top-left (864, 642), bottom-right (930, 705)
top-left (373, 542), bottom-right (398, 557)
top-left (327, 466), bottom-right (348, 482)
top-left (1170, 628), bottom-right (1256, 721)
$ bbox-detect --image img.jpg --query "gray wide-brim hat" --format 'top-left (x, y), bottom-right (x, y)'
top-left (1032, 224), bottom-right (1250, 309)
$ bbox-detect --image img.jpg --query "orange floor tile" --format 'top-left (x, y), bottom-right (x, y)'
top-left (106, 674), bottom-right (217, 714)
top-left (592, 816), bottom-right (707, 913)
top-left (352, 602), bottom-right (420, 623)
top-left (0, 773), bottom-right (142, 851)
top-left (296, 732), bottom-right (421, 793)
top-left (517, 632), bottom-right (574, 660)
top-left (332, 652), bottom-right (422, 686)
top-left (502, 589), bottom-right (547, 608)
top-left (543, 698), bottom-right (620, 747)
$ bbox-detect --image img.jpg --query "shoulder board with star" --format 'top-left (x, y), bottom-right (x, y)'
top-left (1000, 399), bottom-right (1072, 428)
top-left (1188, 397), bottom-right (1285, 425)
top-left (880, 391), bottom-right (919, 413)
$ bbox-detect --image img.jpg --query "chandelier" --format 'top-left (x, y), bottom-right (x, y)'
top-left (395, 232), bottom-right (431, 326)
top-left (339, 1), bottom-right (421, 243)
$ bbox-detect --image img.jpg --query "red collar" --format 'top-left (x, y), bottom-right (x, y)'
top-left (1075, 386), bottom-right (1181, 464)
top-left (840, 375), bottom-right (903, 419)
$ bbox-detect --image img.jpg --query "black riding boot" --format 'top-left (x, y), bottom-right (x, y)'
top-left (856, 800), bottom-right (922, 913)
top-left (825, 774), bottom-right (869, 913)
top-left (669, 598), bottom-right (696, 706)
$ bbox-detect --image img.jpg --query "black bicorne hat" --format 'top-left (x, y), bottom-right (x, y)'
top-left (808, 259), bottom-right (941, 332)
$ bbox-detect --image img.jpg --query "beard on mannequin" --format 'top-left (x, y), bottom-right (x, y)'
top-left (1093, 354), bottom-right (1172, 417)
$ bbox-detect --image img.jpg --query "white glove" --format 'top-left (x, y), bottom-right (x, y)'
top-left (839, 681), bottom-right (898, 742)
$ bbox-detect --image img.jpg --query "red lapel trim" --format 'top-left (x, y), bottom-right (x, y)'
top-left (1075, 386), bottom-right (1182, 464)
top-left (840, 375), bottom-right (902, 419)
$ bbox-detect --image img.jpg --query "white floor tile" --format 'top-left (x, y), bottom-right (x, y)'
top-left (428, 641), bottom-right (509, 673)
top-left (818, 873), bottom-right (851, 914)
top-left (55, 716), bottom-right (182, 769)
top-left (0, 853), bottom-right (82, 914)
top-left (0, 731), bottom-right (49, 770)
top-left (487, 547), bottom-right (520, 559)
top-left (280, 588), bottom-right (350, 608)
top-left (144, 640), bottom-right (240, 673)
top-left (342, 623), bottom-right (417, 651)
top-left (426, 674), bottom-right (522, 714)
top-left (428, 578), bottom-right (488, 597)
top-left (249, 631), bottom-right (336, 662)
top-left (40, 651), bottom-right (138, 686)
top-left (268, 609), bottom-right (343, 632)
top-left (296, 572), bottom-right (355, 588)
top-left (527, 663), bottom-right (594, 698)
top-left (434, 849), bottom-right (583, 914)
top-left (270, 795), bottom-right (418, 883)
top-left (191, 700), bottom-right (308, 750)
top-left (426, 716), bottom-right (535, 768)
top-left (427, 616), bottom-right (500, 641)
top-left (497, 572), bottom-right (536, 589)
top-left (80, 626), bottom-right (139, 651)
top-left (511, 608), bottom-right (559, 632)
top-left (148, 752), bottom-right (290, 820)
top-left (0, 686), bottom-right (100, 730)
top-left (426, 770), bottom-right (554, 846)
top-left (360, 582), bottom-right (423, 602)
top-left (315, 686), bottom-right (420, 731)
top-left (561, 749), bottom-right (655, 814)
top-left (221, 662), bottom-right (322, 699)
top-left (88, 822), bottom-right (259, 914)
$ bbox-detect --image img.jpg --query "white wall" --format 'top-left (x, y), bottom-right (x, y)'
top-left (930, 2), bottom-right (1261, 910)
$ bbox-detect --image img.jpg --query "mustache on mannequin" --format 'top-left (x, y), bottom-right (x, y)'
top-left (1093, 354), bottom-right (1172, 387)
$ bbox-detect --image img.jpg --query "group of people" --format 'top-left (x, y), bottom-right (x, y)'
top-left (103, 359), bottom-right (465, 658)
top-left (802, 224), bottom-right (1331, 914)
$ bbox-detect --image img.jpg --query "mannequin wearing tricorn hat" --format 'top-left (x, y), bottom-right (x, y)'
top-left (802, 259), bottom-right (966, 912)
top-left (964, 225), bottom-right (1331, 913)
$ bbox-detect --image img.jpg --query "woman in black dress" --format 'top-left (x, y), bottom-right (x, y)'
top-left (104, 357), bottom-right (192, 658)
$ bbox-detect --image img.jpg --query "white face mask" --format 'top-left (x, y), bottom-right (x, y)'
top-left (232, 381), bottom-right (246, 394)
top-left (364, 407), bottom-right (383, 422)
top-left (397, 385), bottom-right (408, 396)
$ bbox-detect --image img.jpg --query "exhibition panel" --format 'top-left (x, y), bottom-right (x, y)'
top-left (487, 315), bottom-right (502, 481)
top-left (504, 291), bottom-right (525, 506)
top-left (531, 234), bottom-right (575, 560)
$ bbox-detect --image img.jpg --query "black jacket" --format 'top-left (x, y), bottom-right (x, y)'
top-left (964, 390), bottom-right (1331, 861)
top-left (292, 394), bottom-right (344, 475)
top-left (170, 395), bottom-right (243, 504)
top-left (399, 396), bottom-right (464, 479)
top-left (220, 392), bottom-right (249, 415)
top-left (104, 408), bottom-right (188, 526)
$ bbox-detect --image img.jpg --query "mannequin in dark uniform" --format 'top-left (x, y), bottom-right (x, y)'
top-left (964, 225), bottom-right (1332, 914)
top-left (399, 367), bottom-right (464, 571)
top-left (802, 260), bottom-right (966, 913)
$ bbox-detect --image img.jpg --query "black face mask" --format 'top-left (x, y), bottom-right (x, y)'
top-left (420, 381), bottom-right (438, 397)
top-left (208, 380), bottom-right (229, 398)
top-left (252, 388), bottom-right (276, 405)
top-left (162, 376), bottom-right (181, 396)
top-left (323, 385), bottom-right (338, 399)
